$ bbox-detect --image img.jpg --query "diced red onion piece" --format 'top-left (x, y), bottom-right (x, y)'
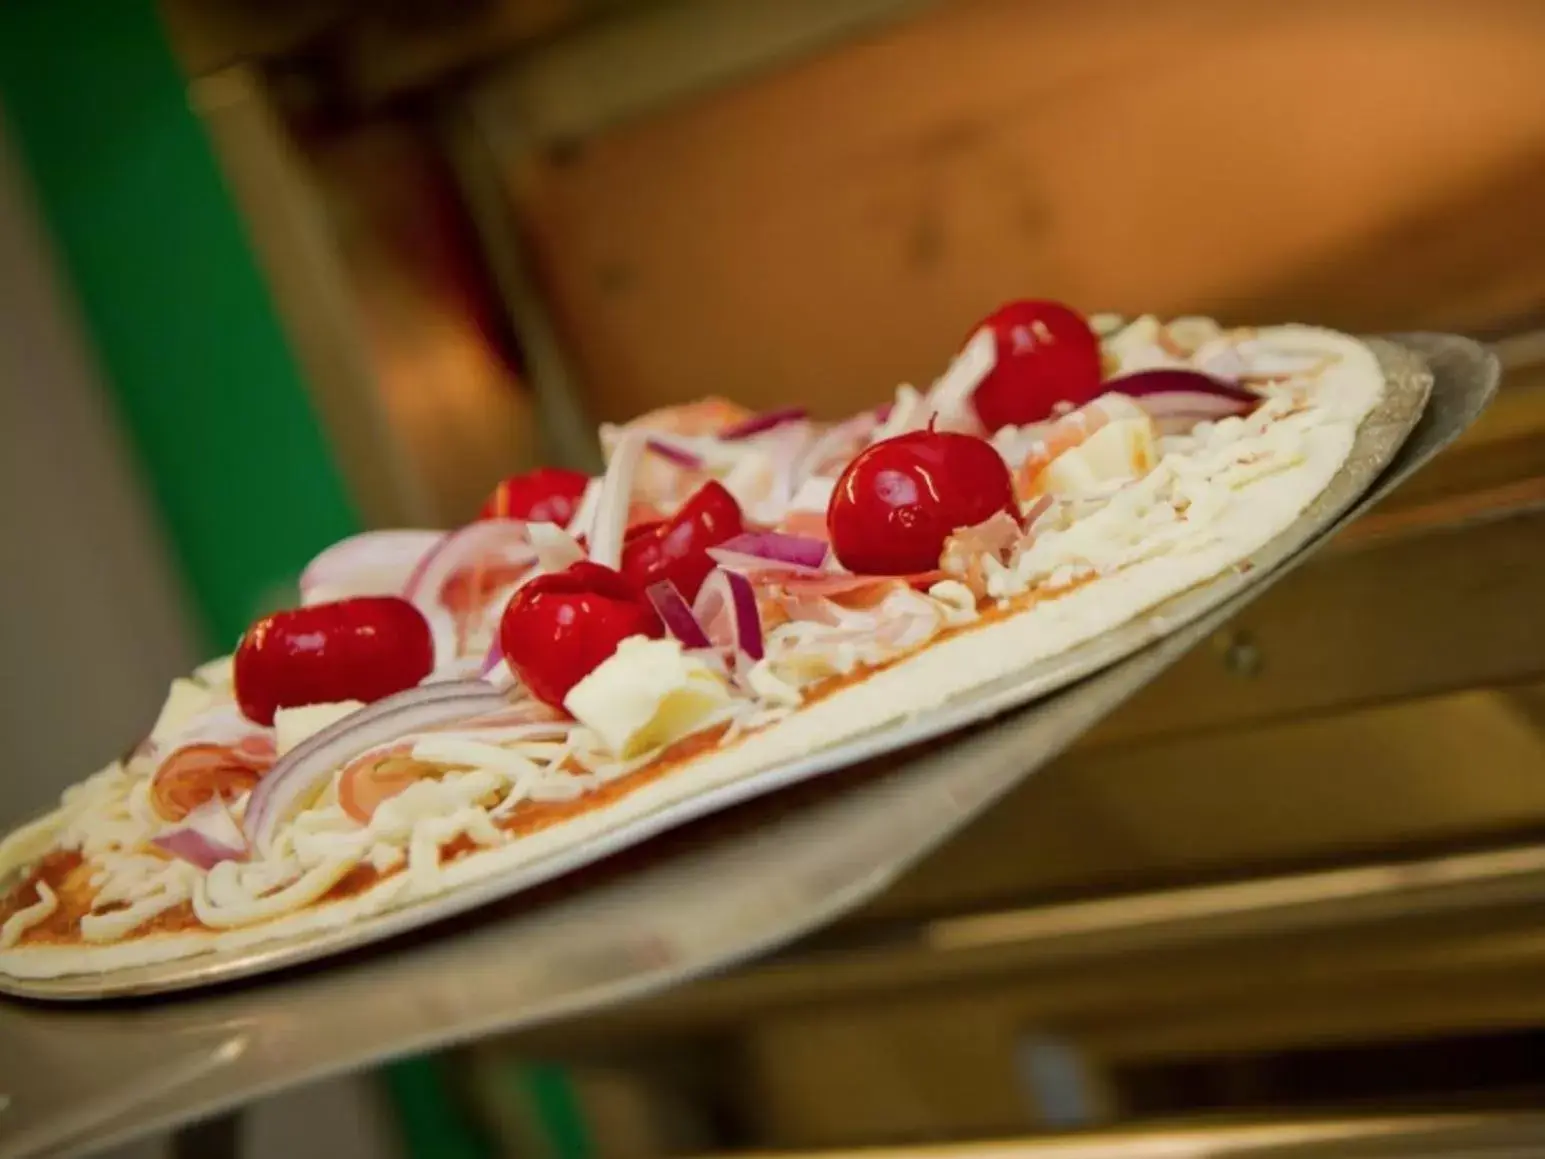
top-left (1105, 369), bottom-right (1261, 435)
top-left (645, 436), bottom-right (704, 468)
top-left (152, 796), bottom-right (248, 869)
top-left (714, 531), bottom-right (828, 569)
top-left (1106, 368), bottom-right (1259, 403)
top-left (692, 568), bottom-right (764, 662)
top-left (588, 428), bottom-right (649, 571)
top-left (243, 680), bottom-right (506, 854)
top-left (300, 530), bottom-right (443, 605)
top-left (646, 581), bottom-right (711, 649)
top-left (719, 407), bottom-right (809, 440)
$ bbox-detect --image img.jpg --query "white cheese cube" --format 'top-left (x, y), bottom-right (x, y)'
top-left (273, 700), bottom-right (365, 756)
top-left (564, 636), bottom-right (735, 759)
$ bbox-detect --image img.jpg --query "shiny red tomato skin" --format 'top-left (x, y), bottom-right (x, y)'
top-left (478, 466), bottom-right (590, 524)
top-left (234, 596), bottom-right (434, 726)
top-left (621, 481), bottom-right (744, 601)
top-left (827, 430), bottom-right (1016, 575)
top-left (499, 561), bottom-right (664, 708)
top-left (969, 300), bottom-right (1104, 431)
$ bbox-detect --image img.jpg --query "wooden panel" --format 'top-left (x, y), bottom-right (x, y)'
top-left (737, 934), bottom-right (1545, 1147)
top-left (502, 0), bottom-right (1545, 422)
top-left (1090, 507), bottom-right (1545, 749)
top-left (866, 685), bottom-right (1545, 919)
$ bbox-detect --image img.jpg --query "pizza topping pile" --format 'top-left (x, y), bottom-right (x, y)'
top-left (0, 303), bottom-right (1356, 946)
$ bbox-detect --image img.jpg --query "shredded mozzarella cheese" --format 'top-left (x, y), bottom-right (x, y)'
top-left (1, 881), bottom-right (57, 948)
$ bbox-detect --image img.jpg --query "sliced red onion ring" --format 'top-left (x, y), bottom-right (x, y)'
top-left (436, 700), bottom-right (568, 731)
top-left (244, 680), bottom-right (506, 854)
top-left (706, 550), bottom-right (829, 578)
top-left (713, 531), bottom-right (828, 570)
top-left (692, 568), bottom-right (764, 662)
top-left (152, 796), bottom-right (247, 869)
top-left (403, 521), bottom-right (537, 607)
top-left (588, 428), bottom-right (649, 571)
top-left (299, 530), bottom-right (443, 605)
top-left (719, 407), bottom-right (808, 440)
top-left (645, 436), bottom-right (704, 469)
top-left (646, 581), bottom-right (711, 649)
top-left (1106, 368), bottom-right (1262, 435)
top-left (348, 718), bottom-right (571, 767)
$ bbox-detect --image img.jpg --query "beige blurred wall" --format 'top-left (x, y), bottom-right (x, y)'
top-left (0, 113), bottom-right (198, 824)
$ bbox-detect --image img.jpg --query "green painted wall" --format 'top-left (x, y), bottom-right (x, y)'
top-left (0, 9), bottom-right (593, 1157)
top-left (0, 0), bottom-right (359, 651)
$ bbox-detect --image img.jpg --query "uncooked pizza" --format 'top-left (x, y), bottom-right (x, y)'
top-left (0, 304), bottom-right (1399, 980)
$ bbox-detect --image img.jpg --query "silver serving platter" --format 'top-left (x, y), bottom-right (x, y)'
top-left (0, 335), bottom-right (1497, 1159)
top-left (0, 340), bottom-right (1436, 1001)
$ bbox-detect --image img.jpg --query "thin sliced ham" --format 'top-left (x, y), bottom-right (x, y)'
top-left (941, 510), bottom-right (1022, 600)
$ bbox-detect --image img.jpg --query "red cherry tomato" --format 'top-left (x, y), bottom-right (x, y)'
top-left (499, 561), bottom-right (663, 709)
top-left (620, 481), bottom-right (744, 601)
top-left (827, 428), bottom-right (1017, 575)
top-left (478, 466), bottom-right (590, 524)
top-left (969, 300), bottom-right (1103, 432)
top-left (234, 596), bottom-right (435, 726)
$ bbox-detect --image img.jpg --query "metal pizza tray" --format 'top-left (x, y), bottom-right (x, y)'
top-left (0, 334), bottom-right (1497, 1159)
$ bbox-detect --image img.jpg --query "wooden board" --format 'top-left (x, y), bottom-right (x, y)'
top-left (495, 0), bottom-right (1545, 423)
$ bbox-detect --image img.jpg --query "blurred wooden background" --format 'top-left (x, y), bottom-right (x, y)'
top-left (165, 0), bottom-right (1545, 424)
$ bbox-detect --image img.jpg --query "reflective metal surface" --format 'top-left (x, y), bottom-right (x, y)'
top-left (0, 334), bottom-right (1497, 1158)
top-left (699, 1112), bottom-right (1545, 1157)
